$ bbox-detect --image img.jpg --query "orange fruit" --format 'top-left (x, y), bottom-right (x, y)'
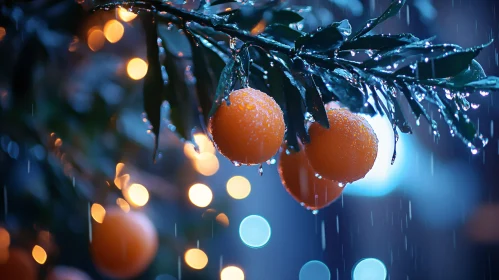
top-left (278, 144), bottom-right (343, 210)
top-left (305, 108), bottom-right (378, 183)
top-left (209, 87), bottom-right (285, 165)
top-left (90, 207), bottom-right (158, 279)
top-left (0, 248), bottom-right (37, 280)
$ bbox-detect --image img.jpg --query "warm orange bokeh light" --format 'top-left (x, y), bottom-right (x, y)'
top-left (226, 175), bottom-right (251, 199)
top-left (221, 266), bottom-right (245, 280)
top-left (193, 153), bottom-right (219, 176)
top-left (123, 183), bottom-right (149, 207)
top-left (116, 198), bottom-right (131, 213)
top-left (184, 133), bottom-right (216, 159)
top-left (188, 183), bottom-right (213, 208)
top-left (127, 58), bottom-right (148, 80)
top-left (103, 19), bottom-right (124, 43)
top-left (87, 28), bottom-right (105, 52)
top-left (91, 203), bottom-right (106, 223)
top-left (32, 245), bottom-right (47, 265)
top-left (216, 213), bottom-right (229, 227)
top-left (184, 248), bottom-right (208, 270)
top-left (118, 7), bottom-right (138, 22)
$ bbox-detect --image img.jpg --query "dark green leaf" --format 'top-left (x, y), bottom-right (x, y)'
top-left (395, 42), bottom-right (491, 79)
top-left (311, 74), bottom-right (337, 104)
top-left (340, 33), bottom-right (419, 51)
top-left (141, 14), bottom-right (165, 161)
top-left (264, 24), bottom-right (304, 46)
top-left (271, 10), bottom-right (303, 25)
top-left (186, 30), bottom-right (226, 127)
top-left (295, 20), bottom-right (351, 53)
top-left (464, 76), bottom-right (499, 90)
top-left (351, 0), bottom-right (406, 40)
top-left (447, 59), bottom-right (486, 87)
top-left (302, 74), bottom-right (329, 128)
top-left (209, 0), bottom-right (237, 6)
top-left (396, 82), bottom-right (433, 126)
top-left (318, 69), bottom-right (365, 111)
top-left (209, 59), bottom-right (236, 117)
top-left (158, 24), bottom-right (203, 142)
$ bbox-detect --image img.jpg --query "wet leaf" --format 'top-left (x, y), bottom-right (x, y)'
top-left (351, 0), bottom-right (406, 40)
top-left (295, 20), bottom-right (351, 53)
top-left (318, 69), bottom-right (365, 111)
top-left (141, 14), bottom-right (165, 161)
top-left (447, 59), bottom-right (486, 87)
top-left (464, 76), bottom-right (499, 90)
top-left (209, 0), bottom-right (237, 6)
top-left (209, 59), bottom-right (237, 117)
top-left (396, 82), bottom-right (432, 124)
top-left (395, 43), bottom-right (490, 79)
top-left (271, 9), bottom-right (303, 25)
top-left (264, 24), bottom-right (304, 46)
top-left (187, 30), bottom-right (226, 127)
top-left (340, 33), bottom-right (419, 51)
top-left (158, 25), bottom-right (203, 142)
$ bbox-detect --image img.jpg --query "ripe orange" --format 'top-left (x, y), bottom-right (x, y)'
top-left (0, 248), bottom-right (37, 280)
top-left (209, 87), bottom-right (285, 165)
top-left (90, 207), bottom-right (158, 279)
top-left (278, 144), bottom-right (343, 210)
top-left (305, 108), bottom-right (378, 183)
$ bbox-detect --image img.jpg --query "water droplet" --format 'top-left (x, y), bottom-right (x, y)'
top-left (312, 209), bottom-right (319, 215)
top-left (266, 158), bottom-right (276, 165)
top-left (258, 164), bottom-right (263, 176)
top-left (232, 161), bottom-right (241, 167)
top-left (471, 103), bottom-right (480, 109)
top-left (314, 173), bottom-right (322, 179)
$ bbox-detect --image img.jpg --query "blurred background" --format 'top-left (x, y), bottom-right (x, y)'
top-left (0, 0), bottom-right (498, 279)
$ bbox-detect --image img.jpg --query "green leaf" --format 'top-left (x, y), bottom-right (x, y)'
top-left (295, 20), bottom-right (351, 53)
top-left (271, 10), bottom-right (304, 25)
top-left (464, 76), bottom-right (499, 90)
top-left (396, 82), bottom-right (433, 126)
top-left (317, 69), bottom-right (365, 111)
top-left (141, 14), bottom-right (165, 161)
top-left (158, 24), bottom-right (203, 142)
top-left (209, 0), bottom-right (237, 6)
top-left (264, 24), bottom-right (304, 46)
top-left (351, 0), bottom-right (407, 40)
top-left (447, 60), bottom-right (486, 87)
top-left (209, 59), bottom-right (236, 117)
top-left (340, 33), bottom-right (419, 51)
top-left (186, 31), bottom-right (226, 127)
top-left (395, 42), bottom-right (491, 79)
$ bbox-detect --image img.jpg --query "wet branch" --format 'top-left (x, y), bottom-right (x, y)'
top-left (92, 1), bottom-right (337, 67)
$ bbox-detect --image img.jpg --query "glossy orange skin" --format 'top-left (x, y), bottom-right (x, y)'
top-left (0, 248), bottom-right (37, 280)
top-left (90, 208), bottom-right (158, 279)
top-left (305, 109), bottom-right (378, 183)
top-left (209, 88), bottom-right (285, 165)
top-left (278, 145), bottom-right (343, 210)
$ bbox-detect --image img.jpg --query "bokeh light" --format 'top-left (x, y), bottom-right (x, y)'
top-left (32, 245), bottom-right (47, 264)
top-left (352, 258), bottom-right (387, 280)
top-left (221, 266), bottom-right (245, 280)
top-left (184, 248), bottom-right (208, 270)
top-left (184, 133), bottom-right (216, 159)
top-left (0, 27), bottom-right (5, 41)
top-left (216, 213), bottom-right (229, 227)
top-left (91, 203), bottom-right (106, 223)
top-left (239, 215), bottom-right (271, 248)
top-left (299, 260), bottom-right (330, 280)
top-left (226, 175), bottom-right (251, 199)
top-left (123, 183), bottom-right (149, 207)
top-left (118, 7), bottom-right (138, 22)
top-left (0, 228), bottom-right (10, 249)
top-left (87, 28), bottom-right (105, 52)
top-left (188, 183), bottom-right (213, 208)
top-left (103, 19), bottom-right (124, 43)
top-left (193, 153), bottom-right (219, 176)
top-left (114, 174), bottom-right (130, 190)
top-left (127, 58), bottom-right (148, 80)
top-left (116, 198), bottom-right (131, 213)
